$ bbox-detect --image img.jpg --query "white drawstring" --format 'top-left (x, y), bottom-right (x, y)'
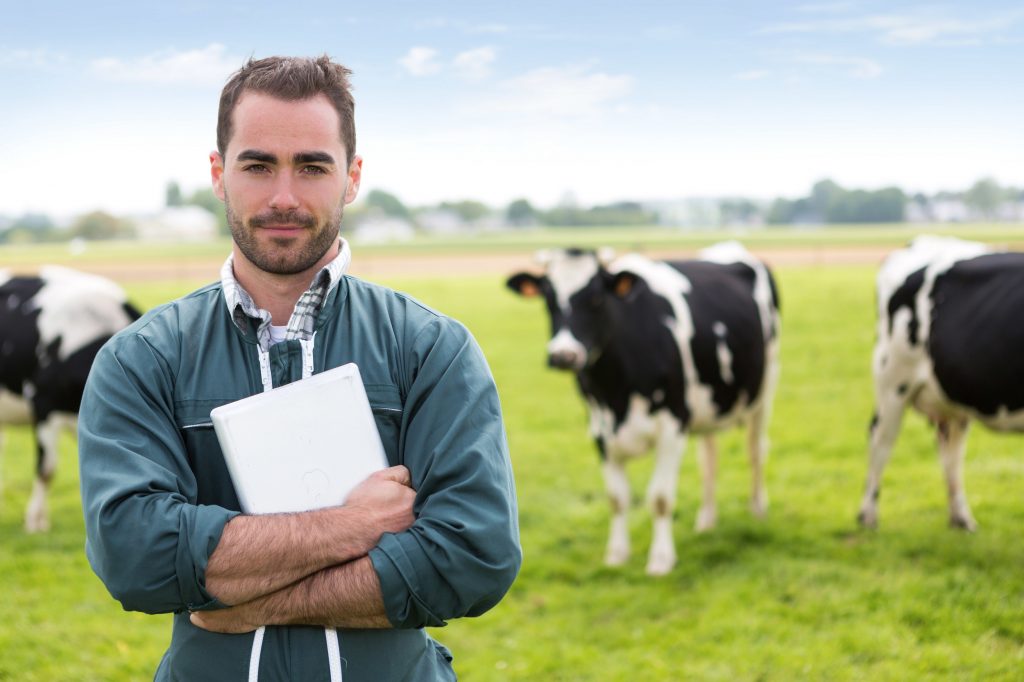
top-left (248, 334), bottom-right (342, 681)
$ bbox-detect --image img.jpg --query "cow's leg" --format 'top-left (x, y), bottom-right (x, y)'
top-left (694, 435), bottom-right (717, 532)
top-left (644, 424), bottom-right (686, 576)
top-left (857, 392), bottom-right (906, 528)
top-left (937, 418), bottom-right (976, 531)
top-left (747, 401), bottom-right (771, 518)
top-left (25, 414), bottom-right (62, 533)
top-left (601, 456), bottom-right (631, 567)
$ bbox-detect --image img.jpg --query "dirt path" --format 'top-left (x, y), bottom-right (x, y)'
top-left (22, 244), bottom-right (894, 284)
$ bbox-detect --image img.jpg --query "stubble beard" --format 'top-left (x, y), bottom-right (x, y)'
top-left (225, 197), bottom-right (343, 276)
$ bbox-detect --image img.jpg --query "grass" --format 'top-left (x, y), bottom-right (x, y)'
top-left (2, 236), bottom-right (1024, 680)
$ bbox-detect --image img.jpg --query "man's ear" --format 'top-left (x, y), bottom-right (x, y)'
top-left (611, 272), bottom-right (638, 298)
top-left (506, 272), bottom-right (543, 297)
top-left (344, 155), bottom-right (363, 205)
top-left (210, 151), bottom-right (226, 202)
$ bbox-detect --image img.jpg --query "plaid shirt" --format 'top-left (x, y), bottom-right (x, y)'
top-left (221, 239), bottom-right (352, 351)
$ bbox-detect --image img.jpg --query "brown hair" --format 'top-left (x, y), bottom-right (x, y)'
top-left (217, 55), bottom-right (356, 164)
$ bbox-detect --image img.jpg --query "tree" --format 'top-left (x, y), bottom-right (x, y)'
top-left (166, 181), bottom-right (184, 207)
top-left (810, 178), bottom-right (843, 221)
top-left (70, 211), bottom-right (135, 240)
top-left (364, 189), bottom-right (411, 219)
top-left (505, 198), bottom-right (538, 227)
top-left (440, 200), bottom-right (490, 223)
top-left (964, 177), bottom-right (1003, 220)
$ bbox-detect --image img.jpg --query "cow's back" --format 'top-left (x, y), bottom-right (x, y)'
top-left (929, 252), bottom-right (1024, 422)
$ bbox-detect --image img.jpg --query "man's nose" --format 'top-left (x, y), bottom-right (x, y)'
top-left (268, 174), bottom-right (300, 210)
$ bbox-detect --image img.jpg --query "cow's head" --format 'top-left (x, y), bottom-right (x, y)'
top-left (506, 248), bottom-right (638, 371)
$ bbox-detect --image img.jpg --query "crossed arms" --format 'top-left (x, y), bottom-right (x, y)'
top-left (191, 465), bottom-right (416, 633)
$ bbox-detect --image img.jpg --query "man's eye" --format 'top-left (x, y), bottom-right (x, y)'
top-left (301, 166), bottom-right (328, 175)
top-left (243, 164), bottom-right (268, 173)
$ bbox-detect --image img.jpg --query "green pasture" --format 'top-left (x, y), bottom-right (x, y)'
top-left (2, 233), bottom-right (1024, 680)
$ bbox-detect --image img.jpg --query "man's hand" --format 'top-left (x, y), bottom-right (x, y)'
top-left (344, 465), bottom-right (417, 548)
top-left (190, 602), bottom-right (263, 634)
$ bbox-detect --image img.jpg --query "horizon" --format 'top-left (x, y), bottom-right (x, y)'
top-left (2, 1), bottom-right (1022, 218)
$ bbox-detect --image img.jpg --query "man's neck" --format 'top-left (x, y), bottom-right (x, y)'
top-left (231, 243), bottom-right (338, 324)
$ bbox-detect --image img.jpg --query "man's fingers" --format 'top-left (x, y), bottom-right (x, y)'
top-left (379, 465), bottom-right (412, 487)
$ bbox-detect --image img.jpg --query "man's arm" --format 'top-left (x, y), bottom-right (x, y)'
top-left (204, 466), bottom-right (415, 606)
top-left (191, 555), bottom-right (390, 633)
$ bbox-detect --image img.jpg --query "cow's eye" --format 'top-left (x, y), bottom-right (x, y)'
top-left (590, 294), bottom-right (604, 308)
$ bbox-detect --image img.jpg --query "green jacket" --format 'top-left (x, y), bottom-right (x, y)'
top-left (79, 275), bottom-right (522, 681)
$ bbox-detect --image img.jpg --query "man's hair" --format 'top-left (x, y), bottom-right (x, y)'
top-left (217, 55), bottom-right (356, 164)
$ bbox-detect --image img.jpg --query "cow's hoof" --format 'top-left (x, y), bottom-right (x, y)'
top-left (949, 515), bottom-right (977, 532)
top-left (645, 555), bottom-right (675, 576)
top-left (25, 516), bottom-right (50, 533)
top-left (604, 547), bottom-right (630, 567)
top-left (856, 508), bottom-right (878, 529)
top-left (694, 509), bottom-right (717, 533)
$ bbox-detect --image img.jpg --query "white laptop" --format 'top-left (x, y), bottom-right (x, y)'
top-left (210, 363), bottom-right (389, 515)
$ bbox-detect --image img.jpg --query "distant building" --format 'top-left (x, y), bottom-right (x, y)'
top-left (134, 206), bottom-right (218, 241)
top-left (351, 216), bottom-right (416, 244)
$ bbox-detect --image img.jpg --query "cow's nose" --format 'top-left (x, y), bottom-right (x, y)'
top-left (547, 351), bottom-right (579, 370)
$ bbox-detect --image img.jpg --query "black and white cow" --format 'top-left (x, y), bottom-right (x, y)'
top-left (507, 243), bottom-right (781, 575)
top-left (858, 235), bottom-right (1024, 531)
top-left (0, 266), bottom-right (140, 532)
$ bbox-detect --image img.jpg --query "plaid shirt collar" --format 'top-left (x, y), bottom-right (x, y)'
top-left (221, 238), bottom-right (351, 351)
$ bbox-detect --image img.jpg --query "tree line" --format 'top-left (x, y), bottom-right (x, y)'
top-left (1, 177), bottom-right (1022, 244)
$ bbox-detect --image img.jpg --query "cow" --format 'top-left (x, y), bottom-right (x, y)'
top-left (506, 242), bottom-right (781, 575)
top-left (858, 235), bottom-right (1024, 531)
top-left (0, 266), bottom-right (141, 532)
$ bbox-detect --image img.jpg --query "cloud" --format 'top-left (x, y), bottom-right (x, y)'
top-left (735, 69), bottom-right (771, 81)
top-left (761, 10), bottom-right (1024, 47)
top-left (795, 54), bottom-right (882, 79)
top-left (453, 47), bottom-right (496, 81)
top-left (399, 47), bottom-right (442, 76)
top-left (90, 43), bottom-right (241, 87)
top-left (483, 64), bottom-right (633, 117)
top-left (0, 48), bottom-right (67, 69)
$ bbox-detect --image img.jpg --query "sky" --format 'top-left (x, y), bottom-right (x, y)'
top-left (1, 1), bottom-right (1022, 219)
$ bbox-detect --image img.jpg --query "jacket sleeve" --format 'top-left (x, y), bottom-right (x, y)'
top-left (78, 330), bottom-right (239, 614)
top-left (368, 316), bottom-right (522, 628)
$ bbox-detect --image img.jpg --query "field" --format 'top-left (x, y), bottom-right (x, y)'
top-left (2, 226), bottom-right (1023, 680)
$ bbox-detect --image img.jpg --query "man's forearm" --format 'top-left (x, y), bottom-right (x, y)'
top-left (205, 466), bottom-right (415, 605)
top-left (192, 556), bottom-right (392, 632)
top-left (204, 506), bottom-right (375, 605)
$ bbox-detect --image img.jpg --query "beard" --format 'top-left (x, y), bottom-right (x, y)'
top-left (225, 196), bottom-right (343, 276)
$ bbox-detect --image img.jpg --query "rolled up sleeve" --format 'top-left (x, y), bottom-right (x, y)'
top-left (79, 332), bottom-right (238, 614)
top-left (369, 317), bottom-right (521, 629)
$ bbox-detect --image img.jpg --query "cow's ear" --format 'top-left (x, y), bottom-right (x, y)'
top-left (506, 272), bottom-right (543, 297)
top-left (612, 272), bottom-right (637, 298)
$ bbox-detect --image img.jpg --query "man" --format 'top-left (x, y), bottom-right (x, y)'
top-left (79, 55), bottom-right (521, 682)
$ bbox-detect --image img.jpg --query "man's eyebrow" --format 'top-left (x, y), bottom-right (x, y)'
top-left (294, 151), bottom-right (337, 165)
top-left (236, 150), bottom-right (277, 164)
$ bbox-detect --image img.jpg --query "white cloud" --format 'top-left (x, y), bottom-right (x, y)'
top-left (761, 10), bottom-right (1024, 47)
top-left (483, 64), bottom-right (633, 117)
top-left (0, 48), bottom-right (67, 68)
top-left (399, 46), bottom-right (442, 76)
top-left (453, 47), bottom-right (496, 81)
top-left (90, 43), bottom-right (241, 87)
top-left (795, 54), bottom-right (882, 79)
top-left (735, 69), bottom-right (771, 81)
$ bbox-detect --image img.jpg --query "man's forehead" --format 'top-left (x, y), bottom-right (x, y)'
top-left (228, 91), bottom-right (345, 156)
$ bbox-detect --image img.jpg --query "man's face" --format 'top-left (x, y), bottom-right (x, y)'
top-left (210, 92), bottom-right (361, 276)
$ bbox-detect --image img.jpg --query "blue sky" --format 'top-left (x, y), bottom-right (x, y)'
top-left (2, 1), bottom-right (1022, 218)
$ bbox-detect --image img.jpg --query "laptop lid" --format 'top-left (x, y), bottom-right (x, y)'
top-left (210, 363), bottom-right (389, 514)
